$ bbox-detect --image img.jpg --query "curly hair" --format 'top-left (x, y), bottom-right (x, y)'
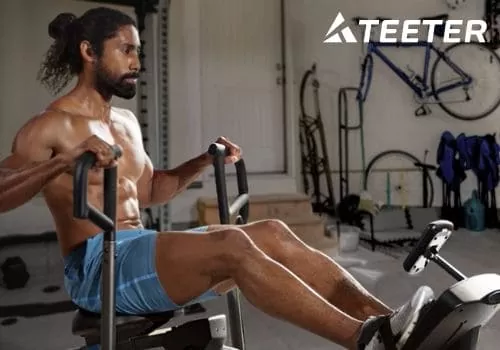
top-left (37, 7), bottom-right (136, 95)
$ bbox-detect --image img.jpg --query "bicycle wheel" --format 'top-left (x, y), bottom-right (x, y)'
top-left (357, 54), bottom-right (373, 102)
top-left (431, 41), bottom-right (500, 121)
top-left (363, 150), bottom-right (434, 208)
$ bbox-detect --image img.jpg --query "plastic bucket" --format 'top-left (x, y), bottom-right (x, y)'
top-left (327, 223), bottom-right (360, 252)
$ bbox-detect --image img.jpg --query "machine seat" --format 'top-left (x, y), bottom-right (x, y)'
top-left (72, 307), bottom-right (176, 337)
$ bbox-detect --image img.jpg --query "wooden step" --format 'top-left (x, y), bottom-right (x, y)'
top-left (287, 217), bottom-right (337, 250)
top-left (197, 193), bottom-right (315, 225)
top-left (198, 193), bottom-right (312, 205)
top-left (197, 192), bottom-right (336, 250)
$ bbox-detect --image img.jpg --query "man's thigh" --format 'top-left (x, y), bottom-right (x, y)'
top-left (118, 227), bottom-right (224, 313)
top-left (154, 225), bottom-right (246, 307)
top-left (67, 228), bottom-right (222, 315)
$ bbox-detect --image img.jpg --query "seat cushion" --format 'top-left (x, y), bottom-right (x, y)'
top-left (72, 307), bottom-right (176, 336)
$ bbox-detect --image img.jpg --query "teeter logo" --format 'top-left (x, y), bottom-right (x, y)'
top-left (324, 12), bottom-right (357, 43)
top-left (324, 12), bottom-right (487, 44)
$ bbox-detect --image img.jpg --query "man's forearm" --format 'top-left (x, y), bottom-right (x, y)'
top-left (149, 152), bottom-right (212, 206)
top-left (0, 155), bottom-right (70, 213)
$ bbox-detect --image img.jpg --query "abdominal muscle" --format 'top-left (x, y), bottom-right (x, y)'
top-left (43, 176), bottom-right (144, 257)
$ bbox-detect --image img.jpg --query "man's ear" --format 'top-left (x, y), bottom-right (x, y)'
top-left (79, 40), bottom-right (95, 64)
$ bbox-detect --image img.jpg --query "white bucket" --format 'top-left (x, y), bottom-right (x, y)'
top-left (327, 224), bottom-right (360, 252)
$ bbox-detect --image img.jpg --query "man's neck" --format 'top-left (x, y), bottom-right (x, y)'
top-left (69, 81), bottom-right (112, 121)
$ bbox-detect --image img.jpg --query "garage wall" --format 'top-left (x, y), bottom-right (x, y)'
top-left (166, 0), bottom-right (298, 225)
top-left (1, 0), bottom-right (496, 235)
top-left (289, 0), bottom-right (500, 207)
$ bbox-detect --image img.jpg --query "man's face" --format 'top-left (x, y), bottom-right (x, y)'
top-left (94, 25), bottom-right (141, 100)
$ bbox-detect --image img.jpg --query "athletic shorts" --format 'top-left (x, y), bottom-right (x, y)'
top-left (63, 227), bottom-right (220, 315)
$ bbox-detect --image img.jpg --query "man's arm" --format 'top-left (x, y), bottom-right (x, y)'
top-left (138, 152), bottom-right (212, 208)
top-left (0, 115), bottom-right (70, 213)
top-left (0, 113), bottom-right (119, 213)
top-left (0, 155), bottom-right (71, 213)
top-left (130, 109), bottom-right (240, 208)
top-left (126, 108), bottom-right (213, 208)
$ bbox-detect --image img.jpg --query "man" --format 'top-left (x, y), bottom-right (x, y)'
top-left (0, 7), bottom-right (433, 350)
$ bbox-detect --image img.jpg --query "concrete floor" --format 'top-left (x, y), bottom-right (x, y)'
top-left (1, 220), bottom-right (500, 349)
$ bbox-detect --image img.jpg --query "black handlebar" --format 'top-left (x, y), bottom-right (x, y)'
top-left (73, 145), bottom-right (122, 231)
top-left (208, 143), bottom-right (249, 225)
top-left (207, 142), bottom-right (249, 350)
top-left (72, 144), bottom-right (122, 350)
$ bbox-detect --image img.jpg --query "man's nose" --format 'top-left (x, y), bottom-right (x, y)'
top-left (130, 54), bottom-right (141, 72)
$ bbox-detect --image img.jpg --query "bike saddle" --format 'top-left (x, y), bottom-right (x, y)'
top-left (419, 14), bottom-right (449, 22)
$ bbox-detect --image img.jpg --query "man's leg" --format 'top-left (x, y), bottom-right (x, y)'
top-left (208, 220), bottom-right (392, 321)
top-left (155, 228), bottom-right (364, 349)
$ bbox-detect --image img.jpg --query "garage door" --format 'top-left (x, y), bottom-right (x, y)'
top-left (199, 0), bottom-right (286, 174)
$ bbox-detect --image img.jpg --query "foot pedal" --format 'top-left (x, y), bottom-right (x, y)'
top-left (397, 286), bottom-right (435, 347)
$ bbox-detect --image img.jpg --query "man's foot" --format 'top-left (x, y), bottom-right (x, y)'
top-left (357, 285), bottom-right (435, 349)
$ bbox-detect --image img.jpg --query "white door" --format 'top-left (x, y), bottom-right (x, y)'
top-left (200, 0), bottom-right (285, 174)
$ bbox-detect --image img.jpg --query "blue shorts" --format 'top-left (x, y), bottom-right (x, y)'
top-left (63, 227), bottom-right (220, 315)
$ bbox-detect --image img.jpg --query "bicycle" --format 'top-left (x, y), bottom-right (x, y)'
top-left (354, 14), bottom-right (500, 121)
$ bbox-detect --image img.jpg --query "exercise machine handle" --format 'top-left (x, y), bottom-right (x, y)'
top-left (208, 143), bottom-right (249, 225)
top-left (73, 145), bottom-right (122, 231)
top-left (72, 144), bottom-right (122, 350)
top-left (207, 142), bottom-right (248, 350)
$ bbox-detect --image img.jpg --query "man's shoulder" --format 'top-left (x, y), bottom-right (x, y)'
top-left (15, 102), bottom-right (76, 146)
top-left (19, 109), bottom-right (63, 132)
top-left (11, 109), bottom-right (65, 152)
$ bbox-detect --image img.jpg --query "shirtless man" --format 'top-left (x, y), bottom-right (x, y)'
top-left (0, 7), bottom-right (433, 350)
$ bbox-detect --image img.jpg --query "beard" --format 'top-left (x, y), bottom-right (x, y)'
top-left (94, 62), bottom-right (138, 100)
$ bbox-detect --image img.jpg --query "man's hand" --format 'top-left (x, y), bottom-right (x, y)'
top-left (63, 135), bottom-right (123, 169)
top-left (215, 136), bottom-right (242, 164)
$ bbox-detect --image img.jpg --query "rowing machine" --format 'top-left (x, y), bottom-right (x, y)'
top-left (70, 142), bottom-right (249, 349)
top-left (398, 220), bottom-right (500, 349)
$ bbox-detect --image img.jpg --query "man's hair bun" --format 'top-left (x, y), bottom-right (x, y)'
top-left (48, 13), bottom-right (77, 40)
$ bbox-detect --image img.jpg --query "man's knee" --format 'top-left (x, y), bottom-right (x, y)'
top-left (210, 228), bottom-right (258, 269)
top-left (258, 219), bottom-right (297, 243)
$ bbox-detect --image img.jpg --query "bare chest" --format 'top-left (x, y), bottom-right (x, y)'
top-left (55, 114), bottom-right (146, 183)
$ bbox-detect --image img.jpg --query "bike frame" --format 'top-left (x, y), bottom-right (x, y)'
top-left (362, 40), bottom-right (472, 100)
